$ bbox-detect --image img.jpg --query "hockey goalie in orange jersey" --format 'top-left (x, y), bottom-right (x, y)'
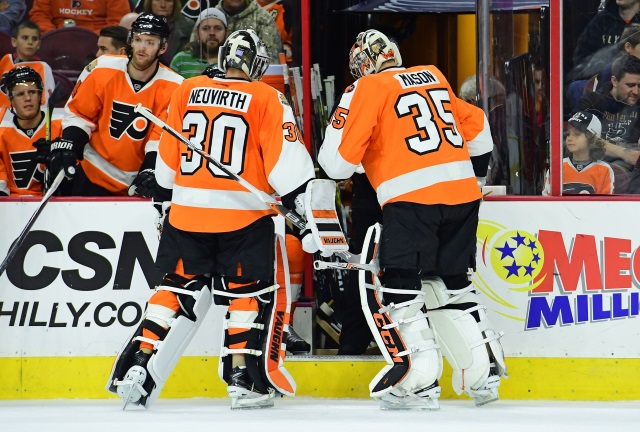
top-left (46, 13), bottom-right (183, 196)
top-left (319, 29), bottom-right (508, 411)
top-left (107, 29), bottom-right (325, 411)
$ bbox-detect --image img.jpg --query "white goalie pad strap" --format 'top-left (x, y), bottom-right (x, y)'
top-left (143, 285), bottom-right (212, 407)
top-left (304, 179), bottom-right (348, 253)
top-left (379, 298), bottom-right (424, 314)
top-left (216, 279), bottom-right (280, 299)
top-left (221, 347), bottom-right (263, 357)
top-left (226, 321), bottom-right (265, 330)
top-left (155, 285), bottom-right (199, 297)
top-left (144, 312), bottom-right (175, 328)
top-left (421, 278), bottom-right (507, 395)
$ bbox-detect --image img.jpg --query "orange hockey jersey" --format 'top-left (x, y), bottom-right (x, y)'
top-left (63, 55), bottom-right (183, 195)
top-left (156, 75), bottom-right (315, 233)
top-left (318, 65), bottom-right (494, 207)
top-left (542, 158), bottom-right (615, 195)
top-left (0, 54), bottom-right (56, 109)
top-left (29, 0), bottom-right (131, 34)
top-left (0, 110), bottom-right (63, 196)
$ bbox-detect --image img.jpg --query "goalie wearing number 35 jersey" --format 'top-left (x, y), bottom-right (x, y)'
top-left (319, 64), bottom-right (493, 206)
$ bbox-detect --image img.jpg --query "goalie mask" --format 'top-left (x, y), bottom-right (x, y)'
top-left (349, 29), bottom-right (402, 78)
top-left (0, 66), bottom-right (43, 99)
top-left (218, 29), bottom-right (270, 81)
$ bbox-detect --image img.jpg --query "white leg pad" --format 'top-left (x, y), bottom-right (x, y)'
top-left (422, 277), bottom-right (507, 406)
top-left (388, 301), bottom-right (442, 394)
top-left (144, 284), bottom-right (212, 407)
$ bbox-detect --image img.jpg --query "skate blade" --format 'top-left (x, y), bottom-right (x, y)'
top-left (116, 366), bottom-right (148, 409)
top-left (473, 392), bottom-right (499, 407)
top-left (378, 398), bottom-right (440, 411)
top-left (228, 386), bottom-right (275, 410)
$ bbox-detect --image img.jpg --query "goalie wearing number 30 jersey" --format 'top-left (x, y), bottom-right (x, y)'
top-left (319, 29), bottom-right (505, 411)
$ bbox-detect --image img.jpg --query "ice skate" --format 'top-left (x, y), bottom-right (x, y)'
top-left (376, 382), bottom-right (441, 411)
top-left (227, 366), bottom-right (276, 409)
top-left (467, 364), bottom-right (502, 407)
top-left (116, 350), bottom-right (151, 409)
top-left (285, 327), bottom-right (311, 354)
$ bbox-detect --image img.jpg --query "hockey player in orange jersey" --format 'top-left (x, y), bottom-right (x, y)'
top-left (319, 30), bottom-right (507, 410)
top-left (107, 29), bottom-right (323, 410)
top-left (0, 66), bottom-right (62, 196)
top-left (47, 13), bottom-right (184, 196)
top-left (542, 111), bottom-right (614, 195)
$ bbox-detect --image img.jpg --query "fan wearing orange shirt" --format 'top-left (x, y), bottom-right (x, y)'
top-left (47, 13), bottom-right (183, 196)
top-left (29, 0), bottom-right (131, 34)
top-left (318, 29), bottom-right (507, 410)
top-left (0, 66), bottom-right (62, 196)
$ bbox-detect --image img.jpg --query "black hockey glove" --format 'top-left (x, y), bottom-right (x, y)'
top-left (128, 168), bottom-right (157, 198)
top-left (49, 138), bottom-right (77, 180)
top-left (32, 138), bottom-right (52, 165)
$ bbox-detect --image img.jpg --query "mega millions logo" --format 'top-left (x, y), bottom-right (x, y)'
top-left (474, 220), bottom-right (639, 331)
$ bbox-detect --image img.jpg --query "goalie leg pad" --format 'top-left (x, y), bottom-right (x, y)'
top-left (107, 275), bottom-right (211, 409)
top-left (422, 276), bottom-right (507, 406)
top-left (358, 224), bottom-right (442, 410)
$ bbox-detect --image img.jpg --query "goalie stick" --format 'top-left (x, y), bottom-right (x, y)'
top-left (0, 170), bottom-right (65, 277)
top-left (132, 104), bottom-right (362, 265)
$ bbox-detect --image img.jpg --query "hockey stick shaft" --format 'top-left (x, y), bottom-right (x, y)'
top-left (314, 259), bottom-right (380, 274)
top-left (0, 170), bottom-right (65, 277)
top-left (132, 104), bottom-right (307, 231)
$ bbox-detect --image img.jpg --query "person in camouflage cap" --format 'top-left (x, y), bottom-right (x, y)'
top-left (216, 0), bottom-right (283, 63)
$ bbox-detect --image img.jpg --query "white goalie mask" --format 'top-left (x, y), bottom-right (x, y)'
top-left (218, 29), bottom-right (270, 81)
top-left (349, 29), bottom-right (402, 79)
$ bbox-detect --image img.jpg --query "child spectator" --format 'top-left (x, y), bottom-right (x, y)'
top-left (543, 111), bottom-right (615, 195)
top-left (29, 0), bottom-right (131, 34)
top-left (0, 21), bottom-right (55, 109)
top-left (0, 66), bottom-right (62, 196)
top-left (170, 7), bottom-right (227, 78)
top-left (0, 0), bottom-right (26, 35)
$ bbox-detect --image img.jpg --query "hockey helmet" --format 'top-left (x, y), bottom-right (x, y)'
top-left (218, 29), bottom-right (269, 81)
top-left (0, 66), bottom-right (43, 98)
top-left (128, 12), bottom-right (171, 47)
top-left (351, 29), bottom-right (402, 77)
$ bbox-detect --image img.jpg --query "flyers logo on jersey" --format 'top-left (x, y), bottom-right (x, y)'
top-left (10, 151), bottom-right (41, 189)
top-left (110, 101), bottom-right (150, 141)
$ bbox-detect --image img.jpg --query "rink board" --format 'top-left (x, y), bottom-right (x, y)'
top-left (1, 198), bottom-right (640, 400)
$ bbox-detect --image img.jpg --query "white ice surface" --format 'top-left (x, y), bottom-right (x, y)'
top-left (1, 398), bottom-right (638, 432)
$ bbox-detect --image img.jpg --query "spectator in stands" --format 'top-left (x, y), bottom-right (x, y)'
top-left (170, 7), bottom-right (226, 78)
top-left (29, 0), bottom-right (131, 34)
top-left (0, 21), bottom-right (54, 109)
top-left (141, 0), bottom-right (194, 65)
top-left (572, 0), bottom-right (640, 80)
top-left (577, 54), bottom-right (640, 192)
top-left (543, 111), bottom-right (615, 195)
top-left (216, 0), bottom-right (283, 63)
top-left (97, 26), bottom-right (129, 57)
top-left (257, 0), bottom-right (293, 63)
top-left (595, 23), bottom-right (640, 91)
top-left (0, 0), bottom-right (26, 35)
top-left (119, 12), bottom-right (141, 30)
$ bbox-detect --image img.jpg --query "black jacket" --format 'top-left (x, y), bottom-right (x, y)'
top-left (572, 0), bottom-right (640, 79)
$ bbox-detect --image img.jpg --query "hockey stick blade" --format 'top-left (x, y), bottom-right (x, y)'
top-left (132, 104), bottom-right (307, 231)
top-left (0, 170), bottom-right (65, 277)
